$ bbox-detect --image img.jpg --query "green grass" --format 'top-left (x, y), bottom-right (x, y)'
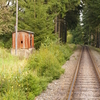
top-left (0, 48), bottom-right (27, 78)
top-left (0, 48), bottom-right (27, 100)
top-left (0, 42), bottom-right (76, 100)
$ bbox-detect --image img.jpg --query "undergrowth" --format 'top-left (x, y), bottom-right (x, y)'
top-left (90, 46), bottom-right (100, 53)
top-left (0, 39), bottom-right (76, 100)
top-left (0, 33), bottom-right (12, 49)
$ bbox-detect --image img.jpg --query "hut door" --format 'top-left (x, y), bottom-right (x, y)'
top-left (30, 36), bottom-right (32, 48)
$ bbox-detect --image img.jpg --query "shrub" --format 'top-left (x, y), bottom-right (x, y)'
top-left (0, 42), bottom-right (4, 47)
top-left (1, 89), bottom-right (27, 100)
top-left (23, 41), bottom-right (76, 99)
top-left (0, 48), bottom-right (27, 100)
top-left (0, 75), bottom-right (27, 100)
top-left (27, 47), bottom-right (64, 80)
top-left (22, 74), bottom-right (42, 95)
top-left (4, 38), bottom-right (12, 49)
top-left (0, 33), bottom-right (12, 49)
top-left (20, 74), bottom-right (48, 99)
top-left (0, 38), bottom-right (76, 100)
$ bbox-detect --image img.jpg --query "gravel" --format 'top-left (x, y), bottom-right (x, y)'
top-left (90, 48), bottom-right (100, 71)
top-left (35, 47), bottom-right (81, 100)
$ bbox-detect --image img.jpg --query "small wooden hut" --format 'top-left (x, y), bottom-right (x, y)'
top-left (11, 30), bottom-right (35, 58)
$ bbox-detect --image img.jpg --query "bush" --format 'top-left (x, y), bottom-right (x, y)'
top-left (67, 32), bottom-right (73, 43)
top-left (0, 38), bottom-right (76, 100)
top-left (0, 47), bottom-right (27, 100)
top-left (22, 40), bottom-right (76, 99)
top-left (1, 89), bottom-right (27, 100)
top-left (0, 33), bottom-right (12, 49)
top-left (27, 47), bottom-right (64, 80)
top-left (22, 74), bottom-right (42, 96)
top-left (4, 38), bottom-right (12, 49)
top-left (0, 75), bottom-right (27, 100)
top-left (0, 42), bottom-right (4, 47)
top-left (20, 74), bottom-right (48, 99)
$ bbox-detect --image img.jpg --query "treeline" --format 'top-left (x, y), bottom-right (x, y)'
top-left (0, 0), bottom-right (81, 48)
top-left (82, 0), bottom-right (100, 47)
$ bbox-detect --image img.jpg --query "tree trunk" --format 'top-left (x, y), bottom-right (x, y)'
top-left (58, 16), bottom-right (61, 39)
top-left (64, 16), bottom-right (67, 43)
top-left (54, 16), bottom-right (57, 33)
top-left (96, 28), bottom-right (99, 48)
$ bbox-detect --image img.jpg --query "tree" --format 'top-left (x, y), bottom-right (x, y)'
top-left (0, 0), bottom-right (14, 34)
top-left (82, 0), bottom-right (100, 47)
top-left (0, 0), bottom-right (14, 33)
top-left (18, 0), bottom-right (55, 48)
top-left (53, 0), bottom-right (81, 43)
top-left (11, 0), bottom-right (81, 48)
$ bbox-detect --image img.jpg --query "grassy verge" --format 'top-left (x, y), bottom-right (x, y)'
top-left (0, 48), bottom-right (27, 100)
top-left (90, 46), bottom-right (100, 52)
top-left (0, 42), bottom-right (76, 100)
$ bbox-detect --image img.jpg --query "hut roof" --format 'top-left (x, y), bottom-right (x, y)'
top-left (13, 30), bottom-right (34, 34)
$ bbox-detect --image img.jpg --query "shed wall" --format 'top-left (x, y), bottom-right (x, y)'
top-left (12, 32), bottom-right (34, 49)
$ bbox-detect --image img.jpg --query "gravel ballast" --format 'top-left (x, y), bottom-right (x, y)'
top-left (90, 48), bottom-right (100, 71)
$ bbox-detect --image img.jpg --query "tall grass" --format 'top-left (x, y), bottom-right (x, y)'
top-left (0, 48), bottom-right (26, 78)
top-left (0, 48), bottom-right (27, 100)
top-left (0, 41), bottom-right (76, 100)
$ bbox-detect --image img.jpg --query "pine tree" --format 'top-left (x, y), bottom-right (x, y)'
top-left (18, 0), bottom-right (56, 48)
top-left (0, 0), bottom-right (14, 34)
top-left (82, 0), bottom-right (100, 47)
top-left (16, 0), bottom-right (81, 47)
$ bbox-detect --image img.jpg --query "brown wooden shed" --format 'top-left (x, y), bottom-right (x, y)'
top-left (12, 30), bottom-right (34, 49)
top-left (11, 30), bottom-right (34, 58)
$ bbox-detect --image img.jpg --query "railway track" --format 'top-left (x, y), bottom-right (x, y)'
top-left (67, 46), bottom-right (100, 100)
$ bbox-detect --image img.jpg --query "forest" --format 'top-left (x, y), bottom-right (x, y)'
top-left (0, 0), bottom-right (100, 100)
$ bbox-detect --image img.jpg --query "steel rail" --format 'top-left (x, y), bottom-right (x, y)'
top-left (87, 46), bottom-right (100, 81)
top-left (67, 46), bottom-right (83, 100)
top-left (67, 46), bottom-right (100, 100)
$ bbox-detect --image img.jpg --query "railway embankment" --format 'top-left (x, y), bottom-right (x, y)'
top-left (36, 46), bottom-right (100, 100)
top-left (36, 46), bottom-right (81, 100)
top-left (90, 47), bottom-right (100, 74)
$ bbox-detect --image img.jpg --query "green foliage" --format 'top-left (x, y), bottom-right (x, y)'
top-left (18, 38), bottom-right (76, 100)
top-left (18, 40), bottom-right (75, 99)
top-left (89, 46), bottom-right (100, 53)
top-left (82, 0), bottom-right (100, 46)
top-left (0, 42), bottom-right (4, 47)
top-left (71, 24), bottom-right (84, 44)
top-left (0, 1), bottom-right (14, 34)
top-left (27, 45), bottom-right (64, 80)
top-left (18, 0), bottom-right (55, 48)
top-left (67, 31), bottom-right (73, 43)
top-left (0, 0), bottom-right (80, 99)
top-left (17, 0), bottom-right (81, 48)
top-left (66, 9), bottom-right (80, 30)
top-left (0, 34), bottom-right (12, 49)
top-left (25, 39), bottom-right (76, 96)
top-left (0, 40), bottom-right (76, 100)
top-left (22, 74), bottom-right (42, 98)
top-left (0, 47), bottom-right (27, 100)
top-left (20, 74), bottom-right (49, 99)
top-left (1, 89), bottom-right (27, 100)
